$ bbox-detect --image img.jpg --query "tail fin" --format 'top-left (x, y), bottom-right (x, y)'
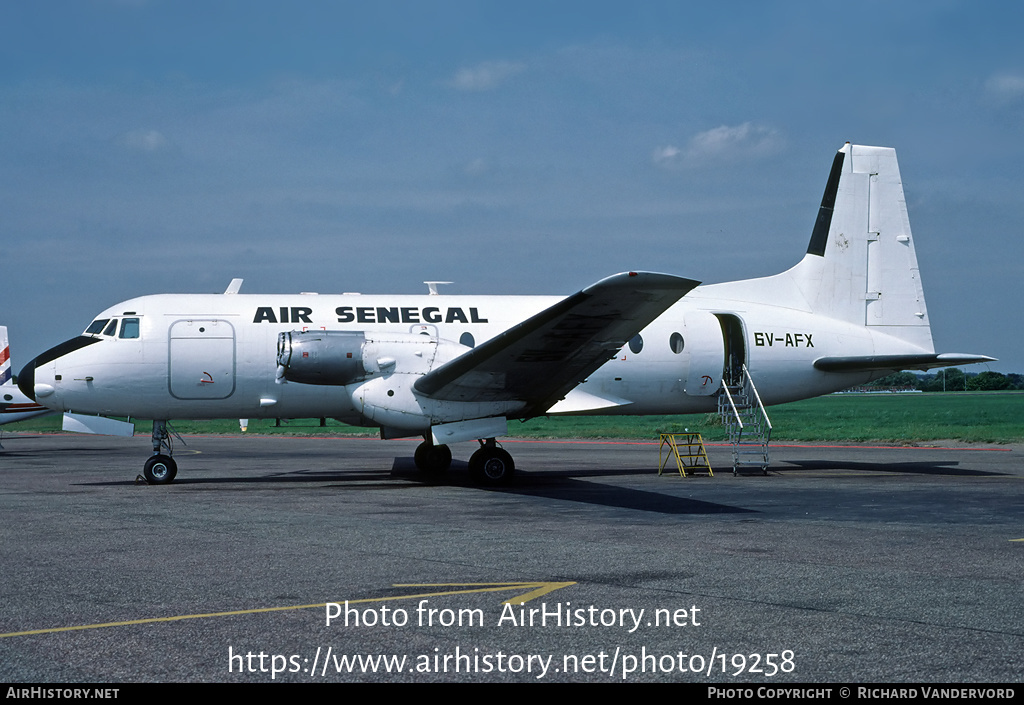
top-left (1, 326), bottom-right (11, 386)
top-left (704, 143), bottom-right (994, 371)
top-left (791, 143), bottom-right (932, 350)
top-left (788, 144), bottom-right (994, 371)
top-left (0, 325), bottom-right (59, 427)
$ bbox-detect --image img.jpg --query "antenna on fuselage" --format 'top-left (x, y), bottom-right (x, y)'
top-left (224, 278), bottom-right (243, 295)
top-left (424, 281), bottom-right (452, 295)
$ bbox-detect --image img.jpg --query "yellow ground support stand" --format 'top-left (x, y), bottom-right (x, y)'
top-left (658, 433), bottom-right (713, 477)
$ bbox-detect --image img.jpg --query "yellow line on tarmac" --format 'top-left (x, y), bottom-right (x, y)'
top-left (0, 581), bottom-right (576, 638)
top-left (394, 581), bottom-right (578, 604)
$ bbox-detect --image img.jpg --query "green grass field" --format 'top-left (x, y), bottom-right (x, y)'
top-left (510, 392), bottom-right (1024, 443)
top-left (5, 391), bottom-right (1022, 443)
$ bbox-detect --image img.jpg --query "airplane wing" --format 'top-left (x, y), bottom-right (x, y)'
top-left (414, 271), bottom-right (699, 417)
top-left (813, 353), bottom-right (996, 373)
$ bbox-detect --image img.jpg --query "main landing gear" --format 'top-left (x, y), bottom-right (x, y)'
top-left (412, 437), bottom-right (516, 485)
top-left (413, 441), bottom-right (452, 475)
top-left (469, 439), bottom-right (515, 485)
top-left (142, 420), bottom-right (178, 485)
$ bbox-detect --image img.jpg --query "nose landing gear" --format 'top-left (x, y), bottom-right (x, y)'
top-left (141, 420), bottom-right (178, 484)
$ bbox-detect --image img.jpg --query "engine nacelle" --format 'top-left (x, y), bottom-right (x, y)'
top-left (275, 329), bottom-right (466, 386)
top-left (276, 329), bottom-right (520, 434)
top-left (276, 331), bottom-right (367, 385)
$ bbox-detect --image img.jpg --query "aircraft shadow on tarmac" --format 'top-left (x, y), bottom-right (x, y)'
top-left (74, 457), bottom-right (754, 516)
top-left (394, 459), bottom-right (755, 515)
top-left (0, 446), bottom-right (128, 458)
top-left (478, 478), bottom-right (754, 515)
top-left (777, 459), bottom-right (1005, 477)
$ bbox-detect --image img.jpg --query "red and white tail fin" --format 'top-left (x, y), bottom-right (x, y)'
top-left (0, 325), bottom-right (56, 426)
top-left (1, 326), bottom-right (12, 387)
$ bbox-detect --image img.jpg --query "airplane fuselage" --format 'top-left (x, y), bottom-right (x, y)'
top-left (25, 283), bottom-right (887, 427)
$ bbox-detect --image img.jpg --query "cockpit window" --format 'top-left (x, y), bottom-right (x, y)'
top-left (85, 319), bottom-right (110, 335)
top-left (119, 318), bottom-right (140, 339)
top-left (84, 317), bottom-right (142, 339)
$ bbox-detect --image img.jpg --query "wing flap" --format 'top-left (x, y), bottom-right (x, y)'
top-left (546, 388), bottom-right (633, 414)
top-left (414, 271), bottom-right (699, 417)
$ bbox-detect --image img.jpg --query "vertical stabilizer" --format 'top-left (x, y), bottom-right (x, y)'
top-left (790, 143), bottom-right (933, 351)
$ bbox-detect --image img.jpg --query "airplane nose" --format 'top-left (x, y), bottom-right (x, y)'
top-left (17, 360), bottom-right (36, 401)
top-left (16, 336), bottom-right (101, 403)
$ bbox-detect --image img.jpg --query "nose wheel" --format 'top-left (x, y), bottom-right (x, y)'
top-left (141, 420), bottom-right (180, 485)
top-left (143, 454), bottom-right (177, 484)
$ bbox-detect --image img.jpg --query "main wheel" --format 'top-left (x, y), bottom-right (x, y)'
top-left (143, 454), bottom-right (177, 484)
top-left (468, 447), bottom-right (515, 485)
top-left (414, 442), bottom-right (452, 474)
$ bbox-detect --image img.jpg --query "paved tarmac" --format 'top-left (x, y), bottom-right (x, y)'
top-left (0, 432), bottom-right (1021, 683)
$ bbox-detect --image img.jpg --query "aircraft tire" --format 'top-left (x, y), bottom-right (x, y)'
top-left (414, 442), bottom-right (452, 474)
top-left (468, 447), bottom-right (515, 485)
top-left (143, 454), bottom-right (177, 485)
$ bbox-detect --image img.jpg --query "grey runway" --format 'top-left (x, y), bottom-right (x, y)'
top-left (1, 433), bottom-right (1020, 682)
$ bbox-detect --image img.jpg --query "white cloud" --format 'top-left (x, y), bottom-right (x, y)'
top-left (653, 122), bottom-right (782, 168)
top-left (651, 145), bottom-right (681, 166)
top-left (119, 128), bottom-right (168, 152)
top-left (984, 73), bottom-right (1024, 102)
top-left (449, 61), bottom-right (526, 91)
top-left (688, 123), bottom-right (781, 159)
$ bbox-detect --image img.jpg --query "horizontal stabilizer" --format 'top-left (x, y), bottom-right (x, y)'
top-left (814, 353), bottom-right (996, 373)
top-left (415, 271), bottom-right (698, 417)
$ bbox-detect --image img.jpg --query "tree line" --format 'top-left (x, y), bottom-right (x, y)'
top-left (868, 369), bottom-right (1022, 392)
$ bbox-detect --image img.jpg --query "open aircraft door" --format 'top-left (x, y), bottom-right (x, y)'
top-left (715, 313), bottom-right (748, 387)
top-left (168, 319), bottom-right (236, 400)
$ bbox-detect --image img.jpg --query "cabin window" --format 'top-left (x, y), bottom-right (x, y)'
top-left (670, 332), bottom-right (685, 354)
top-left (119, 318), bottom-right (140, 339)
top-left (460, 332), bottom-right (475, 348)
top-left (628, 334), bottom-right (643, 354)
top-left (85, 319), bottom-right (110, 335)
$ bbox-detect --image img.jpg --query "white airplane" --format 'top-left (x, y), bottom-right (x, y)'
top-left (18, 144), bottom-right (993, 484)
top-left (1, 326), bottom-right (53, 428)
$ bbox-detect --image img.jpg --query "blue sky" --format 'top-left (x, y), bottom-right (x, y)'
top-left (3, 1), bottom-right (1022, 372)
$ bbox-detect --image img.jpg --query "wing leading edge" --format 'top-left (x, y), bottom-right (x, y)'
top-left (414, 271), bottom-right (700, 418)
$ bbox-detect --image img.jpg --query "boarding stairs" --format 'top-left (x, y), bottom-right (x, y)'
top-left (718, 364), bottom-right (772, 475)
